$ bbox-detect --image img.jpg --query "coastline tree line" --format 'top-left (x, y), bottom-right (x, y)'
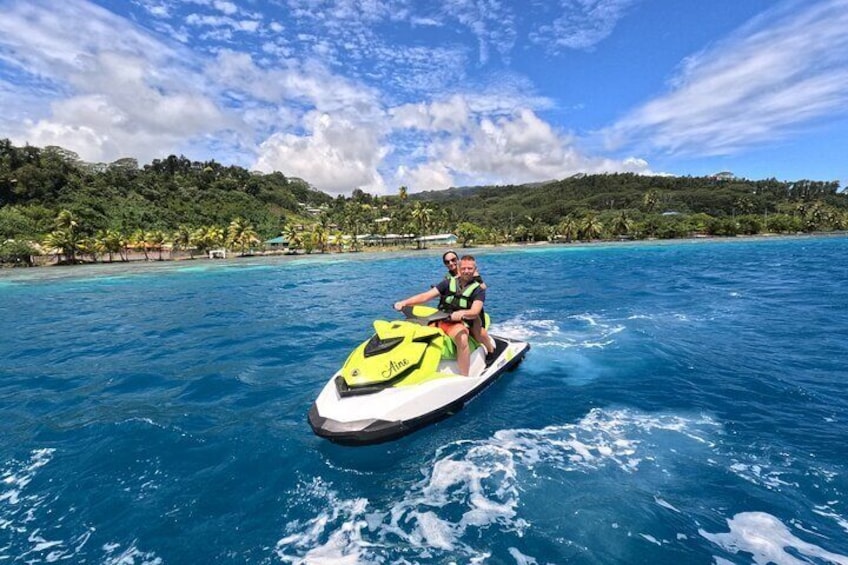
top-left (1, 138), bottom-right (846, 266)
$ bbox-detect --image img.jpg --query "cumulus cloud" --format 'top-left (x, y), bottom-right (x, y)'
top-left (390, 95), bottom-right (471, 133)
top-left (0, 0), bottom-right (661, 193)
top-left (396, 162), bottom-right (456, 192)
top-left (23, 72), bottom-right (225, 163)
top-left (254, 112), bottom-right (388, 195)
top-left (0, 0), bottom-right (230, 163)
top-left (391, 107), bottom-right (652, 191)
top-left (605, 0), bottom-right (848, 156)
top-left (209, 51), bottom-right (381, 118)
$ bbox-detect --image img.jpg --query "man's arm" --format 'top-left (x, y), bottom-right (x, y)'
top-left (394, 287), bottom-right (440, 311)
top-left (448, 299), bottom-right (484, 322)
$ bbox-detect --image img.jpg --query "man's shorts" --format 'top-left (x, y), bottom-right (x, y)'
top-left (436, 320), bottom-right (468, 338)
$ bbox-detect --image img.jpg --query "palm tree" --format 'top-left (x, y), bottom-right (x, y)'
top-left (343, 202), bottom-right (366, 252)
top-left (44, 229), bottom-right (82, 265)
top-left (513, 224), bottom-right (528, 243)
top-left (110, 230), bottom-right (128, 261)
top-left (438, 207), bottom-right (454, 233)
top-left (580, 214), bottom-right (603, 241)
top-left (284, 224), bottom-right (302, 253)
top-left (612, 211), bottom-right (633, 238)
top-left (227, 217), bottom-right (259, 255)
top-left (148, 230), bottom-right (167, 260)
top-left (316, 213), bottom-right (332, 253)
top-left (557, 215), bottom-right (579, 242)
top-left (193, 225), bottom-right (224, 256)
top-left (332, 228), bottom-right (344, 253)
top-left (734, 196), bottom-right (754, 215)
top-left (411, 202), bottom-right (432, 249)
top-left (55, 209), bottom-right (77, 231)
top-left (311, 223), bottom-right (328, 253)
top-left (78, 236), bottom-right (98, 263)
top-left (45, 210), bottom-right (82, 264)
top-left (91, 231), bottom-right (108, 262)
top-left (642, 190), bottom-right (660, 213)
top-left (374, 216), bottom-right (389, 245)
top-left (172, 225), bottom-right (194, 258)
top-left (130, 229), bottom-right (150, 261)
top-left (95, 229), bottom-right (125, 262)
top-left (524, 215), bottom-right (545, 242)
top-left (390, 206), bottom-right (411, 243)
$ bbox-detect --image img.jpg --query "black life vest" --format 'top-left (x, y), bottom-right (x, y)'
top-left (439, 277), bottom-right (481, 312)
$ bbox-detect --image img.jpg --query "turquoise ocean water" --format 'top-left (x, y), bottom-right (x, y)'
top-left (2, 236), bottom-right (847, 564)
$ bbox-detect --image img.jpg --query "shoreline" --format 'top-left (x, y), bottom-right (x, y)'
top-left (2, 232), bottom-right (846, 284)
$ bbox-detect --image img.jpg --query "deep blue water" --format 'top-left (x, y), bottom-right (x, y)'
top-left (2, 236), bottom-right (848, 564)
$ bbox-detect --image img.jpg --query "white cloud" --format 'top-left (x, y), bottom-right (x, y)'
top-left (605, 0), bottom-right (848, 156)
top-left (0, 0), bottom-right (660, 193)
top-left (396, 162), bottom-right (455, 192)
top-left (0, 0), bottom-right (233, 163)
top-left (390, 95), bottom-right (470, 133)
top-left (20, 54), bottom-right (226, 163)
top-left (236, 19), bottom-right (261, 32)
top-left (184, 12), bottom-right (262, 34)
top-left (213, 1), bottom-right (238, 16)
top-left (389, 81), bottom-right (556, 134)
top-left (439, 110), bottom-right (578, 181)
top-left (0, 0), bottom-right (172, 78)
top-left (530, 0), bottom-right (637, 51)
top-left (254, 112), bottom-right (389, 195)
top-left (442, 0), bottom-right (517, 64)
top-left (410, 17), bottom-right (442, 27)
top-left (135, 0), bottom-right (171, 19)
top-left (24, 120), bottom-right (117, 160)
top-left (210, 51), bottom-right (380, 116)
top-left (392, 108), bottom-right (652, 191)
top-left (367, 43), bottom-right (469, 95)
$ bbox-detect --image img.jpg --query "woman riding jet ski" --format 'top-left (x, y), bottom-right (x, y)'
top-left (308, 257), bottom-right (530, 446)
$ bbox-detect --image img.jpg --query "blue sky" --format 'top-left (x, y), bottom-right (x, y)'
top-left (1, 0), bottom-right (846, 195)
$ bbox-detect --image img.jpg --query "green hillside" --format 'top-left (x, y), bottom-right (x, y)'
top-left (1, 138), bottom-right (846, 265)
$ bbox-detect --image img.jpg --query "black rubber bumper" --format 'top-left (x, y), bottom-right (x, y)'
top-left (308, 404), bottom-right (415, 446)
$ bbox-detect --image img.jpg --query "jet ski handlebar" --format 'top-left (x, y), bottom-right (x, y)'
top-left (400, 305), bottom-right (450, 326)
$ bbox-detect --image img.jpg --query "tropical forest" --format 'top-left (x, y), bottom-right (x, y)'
top-left (1, 138), bottom-right (846, 266)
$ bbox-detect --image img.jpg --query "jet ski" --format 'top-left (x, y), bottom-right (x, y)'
top-left (308, 305), bottom-right (530, 445)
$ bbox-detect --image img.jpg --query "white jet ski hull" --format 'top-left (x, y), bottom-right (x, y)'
top-left (308, 335), bottom-right (529, 445)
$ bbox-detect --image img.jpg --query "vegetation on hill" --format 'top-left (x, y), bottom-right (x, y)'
top-left (414, 172), bottom-right (847, 242)
top-left (1, 138), bottom-right (846, 266)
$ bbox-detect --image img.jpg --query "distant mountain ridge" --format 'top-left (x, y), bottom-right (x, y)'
top-left (410, 179), bottom-right (557, 202)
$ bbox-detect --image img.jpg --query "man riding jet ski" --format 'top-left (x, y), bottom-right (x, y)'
top-left (394, 254), bottom-right (494, 376)
top-left (308, 255), bottom-right (530, 445)
top-left (440, 249), bottom-right (495, 363)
